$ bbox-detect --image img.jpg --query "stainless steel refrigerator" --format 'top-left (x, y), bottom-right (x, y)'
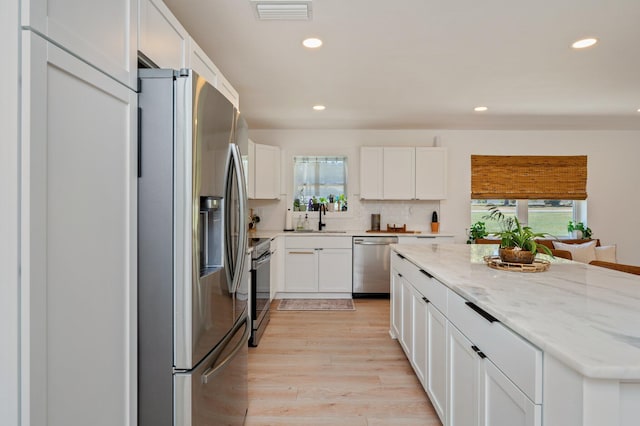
top-left (138, 69), bottom-right (249, 426)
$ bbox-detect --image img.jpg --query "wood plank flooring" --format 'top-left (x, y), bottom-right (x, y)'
top-left (246, 298), bottom-right (442, 425)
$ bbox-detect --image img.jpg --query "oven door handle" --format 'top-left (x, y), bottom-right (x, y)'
top-left (254, 255), bottom-right (271, 267)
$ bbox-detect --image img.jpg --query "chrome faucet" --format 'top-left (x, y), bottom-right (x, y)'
top-left (318, 204), bottom-right (326, 231)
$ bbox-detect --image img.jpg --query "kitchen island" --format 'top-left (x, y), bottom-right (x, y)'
top-left (390, 243), bottom-right (640, 426)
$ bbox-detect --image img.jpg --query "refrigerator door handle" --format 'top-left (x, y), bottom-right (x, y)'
top-left (201, 316), bottom-right (250, 384)
top-left (230, 143), bottom-right (248, 293)
top-left (224, 143), bottom-right (248, 294)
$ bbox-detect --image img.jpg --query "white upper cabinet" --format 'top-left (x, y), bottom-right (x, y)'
top-left (246, 139), bottom-right (280, 200)
top-left (217, 72), bottom-right (240, 109)
top-left (360, 147), bottom-right (384, 199)
top-left (188, 37), bottom-right (221, 88)
top-left (383, 147), bottom-right (415, 200)
top-left (254, 143), bottom-right (280, 199)
top-left (22, 0), bottom-right (137, 90)
top-left (139, 0), bottom-right (188, 69)
top-left (360, 146), bottom-right (447, 200)
top-left (187, 37), bottom-right (239, 108)
top-left (415, 147), bottom-right (447, 200)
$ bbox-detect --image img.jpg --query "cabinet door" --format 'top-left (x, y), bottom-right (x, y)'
top-left (188, 37), bottom-right (222, 88)
top-left (480, 360), bottom-right (541, 426)
top-left (401, 278), bottom-right (414, 355)
top-left (360, 147), bottom-right (383, 199)
top-left (390, 269), bottom-right (403, 339)
top-left (23, 0), bottom-right (137, 90)
top-left (448, 324), bottom-right (481, 426)
top-left (383, 147), bottom-right (415, 200)
top-left (22, 33), bottom-right (137, 426)
top-left (412, 289), bottom-right (428, 385)
top-left (318, 249), bottom-right (352, 293)
top-left (284, 249), bottom-right (317, 292)
top-left (254, 143), bottom-right (280, 199)
top-left (217, 73), bottom-right (240, 108)
top-left (427, 303), bottom-right (448, 424)
top-left (415, 147), bottom-right (447, 200)
top-left (139, 0), bottom-right (188, 69)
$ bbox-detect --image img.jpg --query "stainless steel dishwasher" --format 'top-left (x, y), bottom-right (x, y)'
top-left (352, 236), bottom-right (398, 297)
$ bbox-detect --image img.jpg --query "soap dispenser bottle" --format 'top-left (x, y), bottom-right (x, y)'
top-left (303, 214), bottom-right (310, 230)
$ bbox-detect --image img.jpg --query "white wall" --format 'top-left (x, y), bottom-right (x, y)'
top-left (1, 0), bottom-right (20, 424)
top-left (250, 129), bottom-right (640, 265)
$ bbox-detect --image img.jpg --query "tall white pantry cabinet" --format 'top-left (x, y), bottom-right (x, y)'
top-left (15, 0), bottom-right (138, 425)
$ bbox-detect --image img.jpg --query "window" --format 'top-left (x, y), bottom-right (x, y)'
top-left (293, 156), bottom-right (347, 211)
top-left (470, 155), bottom-right (587, 237)
top-left (471, 199), bottom-right (579, 236)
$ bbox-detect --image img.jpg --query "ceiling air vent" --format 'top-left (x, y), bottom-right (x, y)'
top-left (250, 0), bottom-right (313, 20)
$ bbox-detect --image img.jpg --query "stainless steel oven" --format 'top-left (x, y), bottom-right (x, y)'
top-left (249, 238), bottom-right (271, 346)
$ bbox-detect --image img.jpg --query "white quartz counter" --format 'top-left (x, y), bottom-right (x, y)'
top-left (251, 230), bottom-right (455, 239)
top-left (392, 243), bottom-right (640, 380)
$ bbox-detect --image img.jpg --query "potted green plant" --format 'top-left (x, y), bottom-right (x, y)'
top-left (466, 221), bottom-right (488, 244)
top-left (337, 194), bottom-right (346, 211)
top-left (485, 206), bottom-right (553, 263)
top-left (567, 221), bottom-right (592, 239)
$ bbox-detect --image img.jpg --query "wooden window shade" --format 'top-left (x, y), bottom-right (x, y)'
top-left (471, 155), bottom-right (587, 200)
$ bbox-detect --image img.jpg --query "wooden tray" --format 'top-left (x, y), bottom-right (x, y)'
top-left (484, 255), bottom-right (550, 273)
top-left (365, 224), bottom-right (422, 234)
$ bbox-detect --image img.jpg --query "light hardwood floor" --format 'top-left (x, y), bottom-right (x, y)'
top-left (246, 298), bottom-right (442, 426)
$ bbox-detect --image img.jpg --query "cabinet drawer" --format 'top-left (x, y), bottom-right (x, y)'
top-left (448, 290), bottom-right (542, 404)
top-left (391, 251), bottom-right (447, 315)
top-left (408, 268), bottom-right (447, 315)
top-left (285, 236), bottom-right (351, 249)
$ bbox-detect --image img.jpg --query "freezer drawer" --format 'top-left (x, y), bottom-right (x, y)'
top-left (353, 236), bottom-right (398, 295)
top-left (175, 315), bottom-right (250, 426)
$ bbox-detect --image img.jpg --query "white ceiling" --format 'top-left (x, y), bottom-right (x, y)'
top-left (163, 0), bottom-right (640, 130)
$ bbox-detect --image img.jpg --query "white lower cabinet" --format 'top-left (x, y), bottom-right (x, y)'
top-left (391, 269), bottom-right (403, 339)
top-left (317, 248), bottom-right (352, 292)
top-left (426, 301), bottom-right (448, 423)
top-left (448, 324), bottom-right (481, 426)
top-left (284, 237), bottom-right (352, 294)
top-left (284, 248), bottom-right (317, 292)
top-left (411, 289), bottom-right (428, 385)
top-left (481, 360), bottom-right (541, 426)
top-left (391, 250), bottom-right (542, 426)
top-left (401, 279), bottom-right (414, 354)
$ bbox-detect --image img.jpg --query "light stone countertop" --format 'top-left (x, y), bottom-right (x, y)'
top-left (250, 230), bottom-right (456, 239)
top-left (392, 243), bottom-right (640, 380)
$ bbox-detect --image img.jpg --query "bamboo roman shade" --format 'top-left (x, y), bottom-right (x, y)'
top-left (471, 155), bottom-right (587, 200)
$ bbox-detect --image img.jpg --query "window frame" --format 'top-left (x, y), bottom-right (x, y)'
top-left (471, 199), bottom-right (586, 237)
top-left (292, 155), bottom-right (349, 214)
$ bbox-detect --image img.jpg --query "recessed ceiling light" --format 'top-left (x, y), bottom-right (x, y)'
top-left (302, 38), bottom-right (323, 49)
top-left (571, 38), bottom-right (598, 49)
top-left (313, 105), bottom-right (326, 111)
top-left (474, 106), bottom-right (488, 112)
top-left (637, 108), bottom-right (640, 113)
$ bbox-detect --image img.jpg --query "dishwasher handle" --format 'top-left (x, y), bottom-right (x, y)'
top-left (354, 241), bottom-right (394, 246)
top-left (354, 238), bottom-right (398, 245)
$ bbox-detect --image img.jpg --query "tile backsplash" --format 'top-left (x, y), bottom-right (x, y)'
top-left (249, 198), bottom-right (440, 232)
